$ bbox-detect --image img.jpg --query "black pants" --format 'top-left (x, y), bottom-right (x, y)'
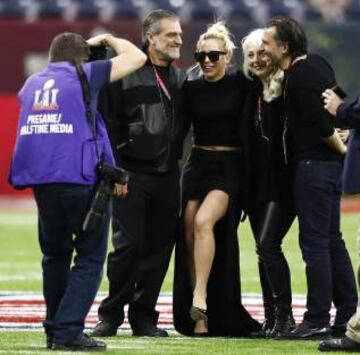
top-left (248, 200), bottom-right (296, 319)
top-left (98, 169), bottom-right (180, 331)
top-left (294, 159), bottom-right (357, 326)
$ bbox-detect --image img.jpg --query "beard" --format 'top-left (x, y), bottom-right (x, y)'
top-left (155, 42), bottom-right (180, 62)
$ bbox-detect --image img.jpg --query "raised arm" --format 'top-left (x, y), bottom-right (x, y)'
top-left (87, 34), bottom-right (147, 82)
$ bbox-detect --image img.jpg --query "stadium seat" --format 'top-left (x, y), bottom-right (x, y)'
top-left (346, 0), bottom-right (360, 21)
top-left (188, 0), bottom-right (227, 20)
top-left (303, 2), bottom-right (322, 21)
top-left (0, 0), bottom-right (26, 19)
top-left (151, 0), bottom-right (186, 13)
top-left (111, 0), bottom-right (140, 20)
top-left (227, 0), bottom-right (254, 22)
top-left (36, 0), bottom-right (64, 19)
top-left (267, 0), bottom-right (289, 17)
top-left (73, 0), bottom-right (102, 19)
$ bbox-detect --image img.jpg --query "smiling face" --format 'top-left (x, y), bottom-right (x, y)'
top-left (148, 18), bottom-right (183, 63)
top-left (197, 38), bottom-right (229, 82)
top-left (245, 42), bottom-right (273, 80)
top-left (262, 26), bottom-right (287, 68)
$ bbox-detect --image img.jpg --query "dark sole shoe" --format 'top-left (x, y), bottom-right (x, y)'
top-left (249, 319), bottom-right (275, 338)
top-left (52, 343), bottom-right (106, 352)
top-left (91, 321), bottom-right (118, 337)
top-left (132, 329), bottom-right (168, 337)
top-left (52, 333), bottom-right (107, 352)
top-left (331, 324), bottom-right (347, 337)
top-left (249, 330), bottom-right (271, 338)
top-left (193, 332), bottom-right (210, 337)
top-left (280, 326), bottom-right (331, 340)
top-left (319, 336), bottom-right (360, 352)
top-left (190, 306), bottom-right (208, 323)
top-left (46, 335), bottom-right (53, 349)
top-left (278, 333), bottom-right (330, 341)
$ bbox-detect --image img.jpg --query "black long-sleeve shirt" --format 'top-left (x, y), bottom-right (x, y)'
top-left (181, 71), bottom-right (250, 147)
top-left (245, 79), bottom-right (293, 203)
top-left (286, 54), bottom-right (342, 161)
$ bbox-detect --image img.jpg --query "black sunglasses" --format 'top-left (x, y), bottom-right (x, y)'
top-left (194, 51), bottom-right (227, 63)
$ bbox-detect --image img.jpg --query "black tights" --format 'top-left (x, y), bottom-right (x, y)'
top-left (248, 200), bottom-right (296, 319)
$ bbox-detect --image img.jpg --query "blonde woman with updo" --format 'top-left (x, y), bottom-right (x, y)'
top-left (241, 29), bottom-right (296, 338)
top-left (173, 22), bottom-right (260, 337)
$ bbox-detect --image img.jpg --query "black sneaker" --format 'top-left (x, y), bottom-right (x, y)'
top-left (52, 333), bottom-right (107, 351)
top-left (271, 315), bottom-right (296, 339)
top-left (249, 318), bottom-right (275, 338)
top-left (91, 321), bottom-right (118, 337)
top-left (319, 335), bottom-right (360, 352)
top-left (132, 327), bottom-right (168, 337)
top-left (281, 322), bottom-right (331, 340)
top-left (331, 324), bottom-right (347, 337)
top-left (46, 335), bottom-right (53, 349)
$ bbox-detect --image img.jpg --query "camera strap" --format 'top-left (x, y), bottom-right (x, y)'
top-left (75, 64), bottom-right (101, 162)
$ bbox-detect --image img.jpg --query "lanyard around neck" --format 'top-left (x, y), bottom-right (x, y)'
top-left (152, 65), bottom-right (171, 101)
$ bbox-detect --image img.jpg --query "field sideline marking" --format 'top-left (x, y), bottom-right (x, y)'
top-left (0, 292), bottom-right (337, 332)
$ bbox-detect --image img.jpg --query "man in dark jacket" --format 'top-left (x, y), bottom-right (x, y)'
top-left (319, 89), bottom-right (360, 352)
top-left (91, 9), bottom-right (185, 337)
top-left (262, 16), bottom-right (357, 339)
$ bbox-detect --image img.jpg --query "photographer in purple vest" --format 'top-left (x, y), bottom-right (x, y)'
top-left (8, 32), bottom-right (146, 351)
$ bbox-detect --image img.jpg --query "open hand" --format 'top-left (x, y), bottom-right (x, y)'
top-left (322, 89), bottom-right (344, 116)
top-left (114, 183), bottom-right (128, 198)
top-left (87, 33), bottom-right (113, 47)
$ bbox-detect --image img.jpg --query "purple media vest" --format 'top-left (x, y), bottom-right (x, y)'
top-left (9, 61), bottom-right (114, 188)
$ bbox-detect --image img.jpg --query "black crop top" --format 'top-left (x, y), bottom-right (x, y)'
top-left (182, 71), bottom-right (250, 146)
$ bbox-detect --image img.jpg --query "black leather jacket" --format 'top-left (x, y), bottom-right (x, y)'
top-left (99, 61), bottom-right (186, 173)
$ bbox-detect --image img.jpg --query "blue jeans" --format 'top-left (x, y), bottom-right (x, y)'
top-left (33, 183), bottom-right (109, 342)
top-left (294, 159), bottom-right (357, 326)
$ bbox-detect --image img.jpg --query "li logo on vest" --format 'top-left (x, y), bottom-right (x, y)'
top-left (33, 79), bottom-right (59, 110)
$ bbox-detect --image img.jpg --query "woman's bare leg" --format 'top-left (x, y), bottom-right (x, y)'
top-left (184, 200), bottom-right (201, 288)
top-left (184, 200), bottom-right (208, 333)
top-left (192, 190), bottom-right (229, 311)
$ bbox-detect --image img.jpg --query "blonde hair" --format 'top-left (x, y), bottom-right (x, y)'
top-left (196, 21), bottom-right (236, 59)
top-left (241, 28), bottom-right (284, 102)
top-left (262, 69), bottom-right (284, 102)
top-left (241, 28), bottom-right (264, 80)
top-left (189, 21), bottom-right (235, 78)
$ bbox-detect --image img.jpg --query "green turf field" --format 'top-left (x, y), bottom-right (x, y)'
top-left (0, 209), bottom-right (359, 354)
top-left (0, 332), bottom-right (333, 354)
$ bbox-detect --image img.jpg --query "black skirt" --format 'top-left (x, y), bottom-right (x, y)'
top-left (173, 148), bottom-right (261, 337)
top-left (181, 148), bottom-right (243, 201)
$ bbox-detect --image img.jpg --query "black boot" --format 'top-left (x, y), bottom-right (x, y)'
top-left (271, 313), bottom-right (296, 339)
top-left (250, 317), bottom-right (275, 338)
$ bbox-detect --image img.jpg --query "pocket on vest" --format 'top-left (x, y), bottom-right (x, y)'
top-left (82, 138), bottom-right (104, 181)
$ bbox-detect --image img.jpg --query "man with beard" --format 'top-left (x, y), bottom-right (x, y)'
top-left (91, 9), bottom-right (185, 337)
top-left (262, 16), bottom-right (357, 339)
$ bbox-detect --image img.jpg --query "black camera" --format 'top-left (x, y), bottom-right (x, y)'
top-left (83, 161), bottom-right (130, 232)
top-left (88, 45), bottom-right (107, 62)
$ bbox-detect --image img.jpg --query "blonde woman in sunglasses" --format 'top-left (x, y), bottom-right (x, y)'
top-left (173, 21), bottom-right (260, 337)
